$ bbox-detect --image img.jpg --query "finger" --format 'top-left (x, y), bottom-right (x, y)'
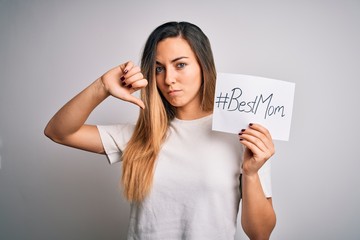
top-left (128, 78), bottom-right (148, 90)
top-left (110, 84), bottom-right (146, 109)
top-left (122, 61), bottom-right (134, 75)
top-left (124, 71), bottom-right (145, 86)
top-left (240, 136), bottom-right (274, 164)
top-left (239, 128), bottom-right (275, 160)
top-left (121, 66), bottom-right (143, 87)
top-left (249, 123), bottom-right (272, 141)
top-left (240, 128), bottom-right (269, 152)
top-left (125, 65), bottom-right (141, 78)
top-left (250, 123), bottom-right (275, 156)
top-left (123, 94), bottom-right (145, 109)
top-left (245, 124), bottom-right (274, 151)
top-left (239, 133), bottom-right (267, 154)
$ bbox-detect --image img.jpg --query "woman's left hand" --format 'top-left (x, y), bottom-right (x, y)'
top-left (238, 123), bottom-right (275, 176)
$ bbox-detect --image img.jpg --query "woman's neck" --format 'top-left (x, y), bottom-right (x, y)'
top-left (175, 108), bottom-right (212, 120)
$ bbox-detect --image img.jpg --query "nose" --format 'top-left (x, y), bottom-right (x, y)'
top-left (164, 68), bottom-right (176, 85)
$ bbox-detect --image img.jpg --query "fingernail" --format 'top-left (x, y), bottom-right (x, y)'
top-left (238, 133), bottom-right (243, 135)
top-left (122, 82), bottom-right (126, 86)
top-left (128, 84), bottom-right (132, 88)
top-left (120, 76), bottom-right (125, 81)
top-left (241, 129), bottom-right (246, 132)
top-left (123, 69), bottom-right (128, 74)
top-left (239, 138), bottom-right (244, 141)
top-left (249, 123), bottom-right (253, 126)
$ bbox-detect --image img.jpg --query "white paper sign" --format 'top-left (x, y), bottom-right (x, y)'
top-left (212, 73), bottom-right (295, 141)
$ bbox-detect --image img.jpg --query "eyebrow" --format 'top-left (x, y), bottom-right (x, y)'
top-left (156, 56), bottom-right (189, 65)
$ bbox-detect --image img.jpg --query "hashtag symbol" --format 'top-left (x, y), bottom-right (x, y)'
top-left (215, 92), bottom-right (229, 109)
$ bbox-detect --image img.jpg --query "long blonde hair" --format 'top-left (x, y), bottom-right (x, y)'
top-left (122, 22), bottom-right (217, 202)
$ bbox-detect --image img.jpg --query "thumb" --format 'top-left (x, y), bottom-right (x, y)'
top-left (125, 94), bottom-right (145, 109)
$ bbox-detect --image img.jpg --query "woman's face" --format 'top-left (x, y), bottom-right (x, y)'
top-left (155, 37), bottom-right (202, 114)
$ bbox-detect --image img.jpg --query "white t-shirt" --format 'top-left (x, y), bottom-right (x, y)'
top-left (97, 114), bottom-right (272, 240)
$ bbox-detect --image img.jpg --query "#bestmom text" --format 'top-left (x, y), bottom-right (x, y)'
top-left (215, 87), bottom-right (286, 120)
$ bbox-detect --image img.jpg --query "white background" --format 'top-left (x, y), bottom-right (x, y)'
top-left (1, 0), bottom-right (359, 239)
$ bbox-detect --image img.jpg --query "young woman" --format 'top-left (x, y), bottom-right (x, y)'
top-left (45, 21), bottom-right (276, 239)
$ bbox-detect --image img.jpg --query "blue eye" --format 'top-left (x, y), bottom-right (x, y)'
top-left (156, 66), bottom-right (164, 74)
top-left (177, 63), bottom-right (186, 68)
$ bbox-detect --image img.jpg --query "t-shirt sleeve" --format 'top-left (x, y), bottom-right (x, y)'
top-left (96, 124), bottom-right (134, 164)
top-left (258, 159), bottom-right (272, 198)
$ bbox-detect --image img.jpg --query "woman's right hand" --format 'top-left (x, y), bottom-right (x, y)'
top-left (101, 61), bottom-right (148, 109)
top-left (44, 61), bottom-right (147, 153)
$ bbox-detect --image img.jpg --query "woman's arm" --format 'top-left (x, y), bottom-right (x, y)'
top-left (44, 61), bottom-right (147, 153)
top-left (238, 124), bottom-right (276, 240)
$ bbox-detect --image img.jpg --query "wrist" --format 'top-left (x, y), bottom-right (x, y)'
top-left (241, 172), bottom-right (260, 182)
top-left (94, 78), bottom-right (110, 98)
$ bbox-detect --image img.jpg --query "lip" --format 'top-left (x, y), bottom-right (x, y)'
top-left (168, 89), bottom-right (182, 96)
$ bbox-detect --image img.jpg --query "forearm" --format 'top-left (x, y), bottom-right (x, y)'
top-left (241, 173), bottom-right (276, 240)
top-left (44, 78), bottom-right (109, 141)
